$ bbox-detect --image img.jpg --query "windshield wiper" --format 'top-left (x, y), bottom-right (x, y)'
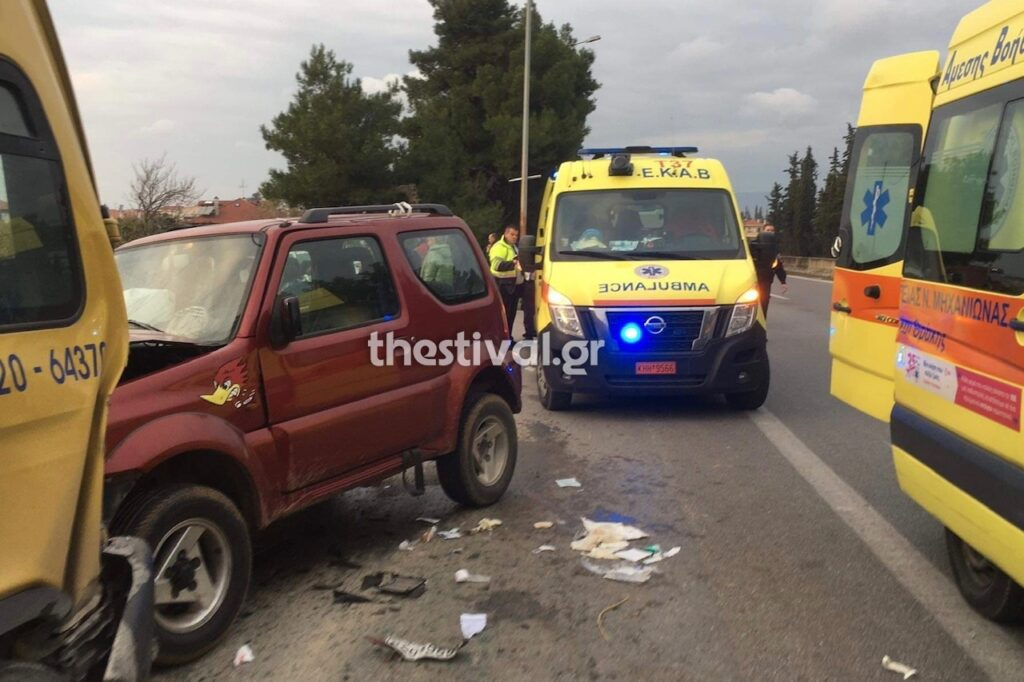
top-left (128, 319), bottom-right (164, 332)
top-left (625, 250), bottom-right (698, 260)
top-left (558, 250), bottom-right (627, 260)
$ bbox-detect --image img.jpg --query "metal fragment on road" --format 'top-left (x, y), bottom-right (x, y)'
top-left (374, 635), bottom-right (460, 662)
top-left (882, 656), bottom-right (918, 680)
top-left (556, 478), bottom-right (582, 488)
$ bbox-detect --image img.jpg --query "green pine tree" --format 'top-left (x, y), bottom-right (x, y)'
top-left (260, 45), bottom-right (403, 208)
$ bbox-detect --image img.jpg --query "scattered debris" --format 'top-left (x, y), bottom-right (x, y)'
top-left (468, 518), bottom-right (503, 534)
top-left (450, 547), bottom-right (464, 555)
top-left (533, 521), bottom-right (554, 529)
top-left (615, 548), bottom-right (656, 563)
top-left (460, 613), bottom-right (487, 640)
top-left (398, 540), bottom-right (416, 551)
top-left (585, 544), bottom-right (627, 560)
top-left (362, 573), bottom-right (385, 590)
top-left (333, 589), bottom-right (373, 604)
top-left (532, 545), bottom-right (557, 554)
top-left (571, 518), bottom-right (649, 552)
top-left (437, 528), bottom-right (463, 540)
top-left (377, 574), bottom-right (427, 598)
top-left (597, 597), bottom-right (629, 641)
top-left (233, 644), bottom-right (255, 667)
top-left (416, 516), bottom-right (441, 525)
top-left (556, 478), bottom-right (582, 488)
top-left (581, 558), bottom-right (654, 584)
top-left (420, 525), bottom-right (437, 544)
top-left (882, 656), bottom-right (918, 680)
top-left (371, 635), bottom-right (460, 662)
top-left (590, 507), bottom-right (638, 525)
top-left (310, 580), bottom-right (345, 591)
top-left (643, 546), bottom-right (681, 565)
top-left (454, 569), bottom-right (491, 584)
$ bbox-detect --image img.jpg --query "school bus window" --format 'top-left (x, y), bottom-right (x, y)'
top-left (847, 130), bottom-right (914, 266)
top-left (0, 74), bottom-right (81, 329)
top-left (906, 99), bottom-right (1003, 289)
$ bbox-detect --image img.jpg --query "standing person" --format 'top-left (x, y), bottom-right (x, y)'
top-left (485, 231), bottom-right (499, 256)
top-left (489, 225), bottom-right (520, 336)
top-left (752, 224), bottom-right (788, 316)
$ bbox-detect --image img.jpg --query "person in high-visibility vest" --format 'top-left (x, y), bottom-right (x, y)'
top-left (490, 225), bottom-right (521, 336)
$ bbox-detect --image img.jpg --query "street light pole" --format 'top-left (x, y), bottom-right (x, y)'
top-left (518, 0), bottom-right (533, 235)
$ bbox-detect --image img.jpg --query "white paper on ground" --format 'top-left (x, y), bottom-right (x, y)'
top-left (460, 613), bottom-right (487, 639)
top-left (615, 548), bottom-right (655, 563)
top-left (233, 644), bottom-right (254, 667)
top-left (555, 478), bottom-right (582, 488)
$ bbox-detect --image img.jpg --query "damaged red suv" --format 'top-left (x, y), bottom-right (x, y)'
top-left (103, 204), bottom-right (521, 663)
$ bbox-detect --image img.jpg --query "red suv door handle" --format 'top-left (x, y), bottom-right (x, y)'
top-left (833, 302), bottom-right (852, 314)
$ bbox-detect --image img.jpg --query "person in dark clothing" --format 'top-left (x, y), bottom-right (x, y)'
top-left (751, 225), bottom-right (788, 316)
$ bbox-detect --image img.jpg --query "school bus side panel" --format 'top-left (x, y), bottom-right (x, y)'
top-left (0, 0), bottom-right (128, 609)
top-left (830, 51), bottom-right (939, 422)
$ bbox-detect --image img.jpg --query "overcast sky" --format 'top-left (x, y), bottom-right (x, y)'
top-left (50, 0), bottom-right (970, 209)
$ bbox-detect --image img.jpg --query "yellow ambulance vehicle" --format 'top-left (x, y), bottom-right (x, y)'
top-left (0, 1), bottom-right (152, 678)
top-left (832, 0), bottom-right (1024, 621)
top-left (519, 146), bottom-right (767, 411)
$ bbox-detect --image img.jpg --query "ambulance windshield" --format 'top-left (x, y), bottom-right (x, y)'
top-left (550, 189), bottom-right (744, 261)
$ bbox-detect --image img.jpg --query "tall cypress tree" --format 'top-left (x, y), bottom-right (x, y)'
top-left (766, 183), bottom-right (784, 228)
top-left (795, 147), bottom-right (818, 257)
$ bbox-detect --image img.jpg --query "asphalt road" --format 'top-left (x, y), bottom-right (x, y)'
top-left (163, 277), bottom-right (1024, 681)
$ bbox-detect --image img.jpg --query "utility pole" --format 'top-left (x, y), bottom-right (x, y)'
top-left (518, 0), bottom-right (532, 236)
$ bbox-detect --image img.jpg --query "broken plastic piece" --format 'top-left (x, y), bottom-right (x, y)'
top-left (532, 545), bottom-right (556, 554)
top-left (437, 528), bottom-right (462, 540)
top-left (398, 540), bottom-right (416, 551)
top-left (373, 635), bottom-right (460, 662)
top-left (420, 525), bottom-right (437, 544)
top-left (615, 548), bottom-right (656, 563)
top-left (469, 518), bottom-right (502, 534)
top-left (377, 574), bottom-right (427, 597)
top-left (663, 546), bottom-right (681, 558)
top-left (533, 521), bottom-right (554, 529)
top-left (556, 478), bottom-right (582, 488)
top-left (882, 656), bottom-right (917, 680)
top-left (416, 516), bottom-right (441, 524)
top-left (460, 613), bottom-right (487, 639)
top-left (233, 644), bottom-right (254, 667)
top-left (580, 557), bottom-right (653, 584)
top-left (454, 569), bottom-right (491, 584)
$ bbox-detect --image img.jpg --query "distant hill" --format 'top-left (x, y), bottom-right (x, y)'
top-left (735, 191), bottom-right (768, 216)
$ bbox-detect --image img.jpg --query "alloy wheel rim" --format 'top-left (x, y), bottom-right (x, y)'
top-left (152, 518), bottom-right (233, 634)
top-left (471, 415), bottom-right (509, 486)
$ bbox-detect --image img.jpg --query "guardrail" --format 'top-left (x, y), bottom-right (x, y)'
top-left (780, 255), bottom-right (834, 280)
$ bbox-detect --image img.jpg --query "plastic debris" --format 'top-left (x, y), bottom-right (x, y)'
top-left (580, 557), bottom-right (654, 584)
top-left (615, 548), bottom-right (656, 563)
top-left (454, 569), bottom-right (491, 584)
top-left (377, 574), bottom-right (427, 597)
top-left (571, 518), bottom-right (649, 553)
top-left (532, 545), bottom-right (557, 554)
top-left (437, 528), bottom-right (462, 540)
top-left (398, 540), bottom-right (416, 551)
top-left (469, 518), bottom-right (502, 534)
top-left (645, 546), bottom-right (682, 565)
top-left (533, 521), bottom-right (554, 529)
top-left (372, 635), bottom-right (460, 662)
top-left (416, 516), bottom-right (441, 524)
top-left (597, 597), bottom-right (629, 641)
top-left (460, 613), bottom-right (487, 639)
top-left (334, 589), bottom-right (373, 604)
top-left (420, 525), bottom-right (437, 544)
top-left (233, 644), bottom-right (254, 667)
top-left (556, 478), bottom-right (582, 488)
top-left (882, 656), bottom-right (918, 680)
top-left (585, 543), bottom-right (628, 560)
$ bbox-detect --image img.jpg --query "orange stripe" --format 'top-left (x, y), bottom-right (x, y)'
top-left (591, 298), bottom-right (716, 307)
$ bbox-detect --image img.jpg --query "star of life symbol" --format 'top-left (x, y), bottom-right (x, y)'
top-left (861, 181), bottom-right (890, 236)
top-left (635, 264), bottom-right (668, 279)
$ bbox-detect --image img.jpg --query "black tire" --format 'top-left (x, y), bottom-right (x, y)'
top-left (725, 360), bottom-right (770, 410)
top-left (537, 365), bottom-right (572, 411)
top-left (0, 662), bottom-right (67, 682)
top-left (437, 393), bottom-right (518, 507)
top-left (115, 484), bottom-right (251, 665)
top-left (945, 528), bottom-right (1024, 623)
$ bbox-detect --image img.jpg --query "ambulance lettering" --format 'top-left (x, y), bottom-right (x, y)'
top-left (598, 282), bottom-right (711, 294)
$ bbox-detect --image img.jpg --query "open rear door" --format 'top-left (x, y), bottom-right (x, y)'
top-left (829, 51), bottom-right (939, 422)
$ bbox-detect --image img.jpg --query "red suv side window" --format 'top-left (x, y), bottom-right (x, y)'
top-left (400, 228), bottom-right (487, 305)
top-left (279, 235), bottom-right (400, 336)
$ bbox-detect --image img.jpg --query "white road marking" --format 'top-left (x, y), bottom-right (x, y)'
top-left (789, 275), bottom-right (831, 284)
top-left (750, 409), bottom-right (1024, 682)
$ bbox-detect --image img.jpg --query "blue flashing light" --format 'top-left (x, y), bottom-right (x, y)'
top-left (620, 322), bottom-right (643, 344)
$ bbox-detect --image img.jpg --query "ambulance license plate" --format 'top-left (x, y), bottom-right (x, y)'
top-left (635, 361), bottom-right (676, 375)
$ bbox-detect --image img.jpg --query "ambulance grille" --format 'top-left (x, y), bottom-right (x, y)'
top-left (605, 310), bottom-right (706, 351)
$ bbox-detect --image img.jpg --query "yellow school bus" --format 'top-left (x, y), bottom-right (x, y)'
top-left (0, 1), bottom-right (151, 677)
top-left (833, 0), bottom-right (1024, 621)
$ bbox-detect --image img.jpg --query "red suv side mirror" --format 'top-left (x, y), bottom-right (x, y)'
top-left (271, 296), bottom-right (303, 348)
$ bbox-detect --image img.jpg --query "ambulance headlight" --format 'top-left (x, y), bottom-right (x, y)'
top-left (726, 288), bottom-right (760, 337)
top-left (545, 285), bottom-right (583, 338)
